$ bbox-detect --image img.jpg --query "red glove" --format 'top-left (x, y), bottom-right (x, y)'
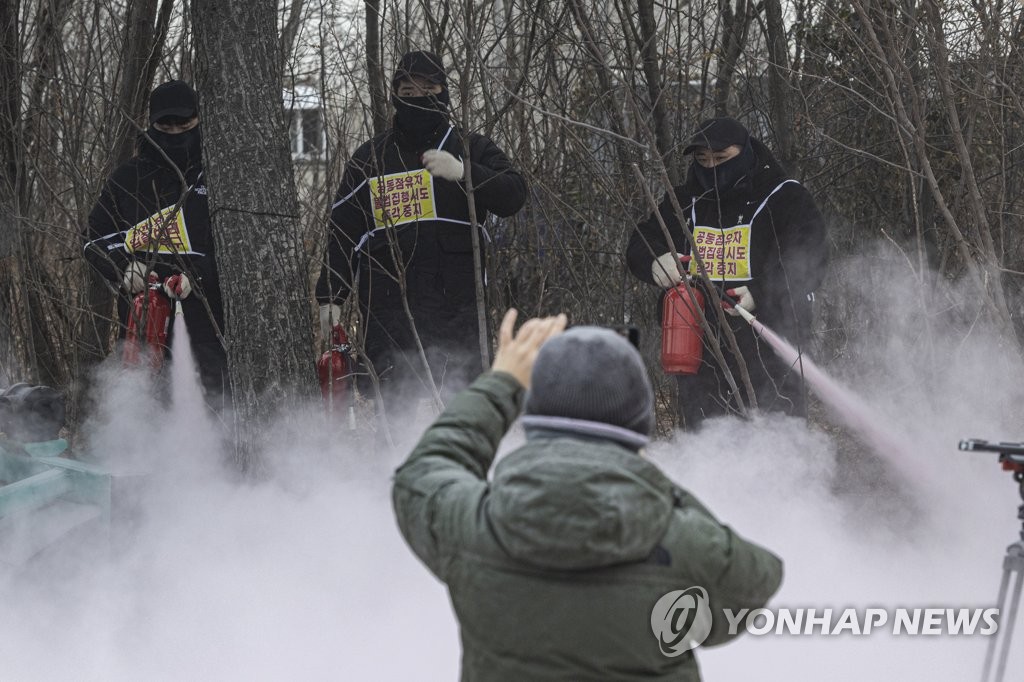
top-left (163, 274), bottom-right (192, 300)
top-left (722, 286), bottom-right (755, 316)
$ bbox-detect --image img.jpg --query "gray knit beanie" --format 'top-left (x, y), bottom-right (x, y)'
top-left (524, 327), bottom-right (655, 437)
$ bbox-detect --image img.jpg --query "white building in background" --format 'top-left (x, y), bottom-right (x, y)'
top-left (283, 81), bottom-right (332, 236)
top-left (284, 83), bottom-right (326, 162)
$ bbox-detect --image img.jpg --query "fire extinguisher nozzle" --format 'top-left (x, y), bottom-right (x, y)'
top-left (735, 306), bottom-right (756, 324)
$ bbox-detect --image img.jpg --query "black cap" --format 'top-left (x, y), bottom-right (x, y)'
top-left (683, 117), bottom-right (749, 154)
top-left (392, 51), bottom-right (447, 89)
top-left (149, 80), bottom-right (198, 123)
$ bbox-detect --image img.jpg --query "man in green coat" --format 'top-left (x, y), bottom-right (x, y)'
top-left (393, 310), bottom-right (783, 680)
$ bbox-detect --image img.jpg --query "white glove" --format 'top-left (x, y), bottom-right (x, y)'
top-left (163, 273), bottom-right (192, 300)
top-left (651, 252), bottom-right (683, 289)
top-left (422, 149), bottom-right (464, 181)
top-left (122, 261), bottom-right (147, 294)
top-left (319, 303), bottom-right (342, 339)
top-left (724, 286), bottom-right (755, 316)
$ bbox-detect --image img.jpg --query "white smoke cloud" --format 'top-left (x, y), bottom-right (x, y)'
top-left (679, 244), bottom-right (1024, 680)
top-left (0, 328), bottom-right (458, 682)
top-left (1, 246), bottom-right (1022, 680)
top-left (655, 414), bottom-right (1020, 680)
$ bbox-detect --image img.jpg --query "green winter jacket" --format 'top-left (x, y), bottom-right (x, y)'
top-left (393, 372), bottom-right (783, 681)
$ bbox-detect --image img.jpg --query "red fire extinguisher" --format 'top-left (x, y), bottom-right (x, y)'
top-left (317, 324), bottom-right (353, 417)
top-left (123, 272), bottom-right (173, 371)
top-left (661, 282), bottom-right (705, 375)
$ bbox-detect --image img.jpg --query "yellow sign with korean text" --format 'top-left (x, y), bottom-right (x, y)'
top-left (125, 206), bottom-right (192, 254)
top-left (369, 169), bottom-right (436, 228)
top-left (687, 224), bottom-right (752, 281)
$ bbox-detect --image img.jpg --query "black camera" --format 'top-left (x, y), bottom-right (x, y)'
top-left (566, 324), bottom-right (639, 349)
top-left (610, 326), bottom-right (640, 349)
top-left (959, 439), bottom-right (1024, 469)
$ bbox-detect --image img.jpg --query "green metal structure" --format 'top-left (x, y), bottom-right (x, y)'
top-left (0, 439), bottom-right (112, 567)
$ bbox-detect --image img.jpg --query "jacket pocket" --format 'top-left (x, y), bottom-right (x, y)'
top-left (436, 225), bottom-right (475, 254)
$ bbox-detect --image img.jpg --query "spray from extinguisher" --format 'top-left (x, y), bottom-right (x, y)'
top-left (317, 324), bottom-right (356, 429)
top-left (730, 304), bottom-right (921, 480)
top-left (661, 280), bottom-right (706, 375)
top-left (123, 272), bottom-right (172, 371)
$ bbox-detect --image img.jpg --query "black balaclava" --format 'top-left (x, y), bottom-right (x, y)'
top-left (693, 137), bottom-right (756, 192)
top-left (684, 116), bottom-right (755, 192)
top-left (391, 50), bottom-right (451, 144)
top-left (146, 80), bottom-right (202, 171)
top-left (393, 90), bottom-right (450, 141)
top-left (146, 125), bottom-right (202, 171)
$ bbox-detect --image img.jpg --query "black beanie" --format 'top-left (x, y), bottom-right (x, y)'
top-left (524, 327), bottom-right (655, 437)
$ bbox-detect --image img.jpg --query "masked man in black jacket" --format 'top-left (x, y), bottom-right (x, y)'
top-left (82, 80), bottom-right (228, 408)
top-left (316, 51), bottom-right (527, 406)
top-left (626, 117), bottom-right (828, 430)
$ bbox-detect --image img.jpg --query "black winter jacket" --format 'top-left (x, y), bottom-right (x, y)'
top-left (626, 139), bottom-right (827, 343)
top-left (315, 123), bottom-right (527, 364)
top-left (82, 141), bottom-right (223, 343)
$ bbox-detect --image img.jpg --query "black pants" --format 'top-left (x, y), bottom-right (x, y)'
top-left (674, 325), bottom-right (808, 431)
top-left (359, 309), bottom-right (484, 408)
top-left (175, 295), bottom-right (230, 412)
top-left (357, 265), bottom-right (485, 408)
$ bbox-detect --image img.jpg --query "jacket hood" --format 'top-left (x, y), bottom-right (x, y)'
top-left (486, 438), bottom-right (677, 570)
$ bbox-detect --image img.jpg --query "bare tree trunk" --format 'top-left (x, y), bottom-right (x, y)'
top-left (713, 0), bottom-right (751, 116)
top-left (0, 0), bottom-right (18, 194)
top-left (192, 0), bottom-right (317, 472)
top-left (17, 0), bottom-right (74, 386)
top-left (763, 0), bottom-right (796, 174)
top-left (637, 0), bottom-right (677, 184)
top-left (567, 0), bottom-right (634, 175)
top-left (421, 0), bottom-right (452, 58)
top-left (462, 1), bottom-right (490, 373)
top-left (110, 0), bottom-right (173, 166)
top-left (279, 0), bottom-right (305, 77)
top-left (365, 0), bottom-right (387, 136)
top-left (0, 0), bottom-right (21, 382)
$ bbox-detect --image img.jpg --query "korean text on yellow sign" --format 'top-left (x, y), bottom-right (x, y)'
top-left (369, 169), bottom-right (436, 228)
top-left (688, 225), bottom-right (752, 280)
top-left (125, 206), bottom-right (192, 254)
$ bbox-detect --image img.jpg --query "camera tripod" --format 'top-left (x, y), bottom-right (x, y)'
top-left (958, 439), bottom-right (1024, 682)
top-left (980, 470), bottom-right (1024, 682)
